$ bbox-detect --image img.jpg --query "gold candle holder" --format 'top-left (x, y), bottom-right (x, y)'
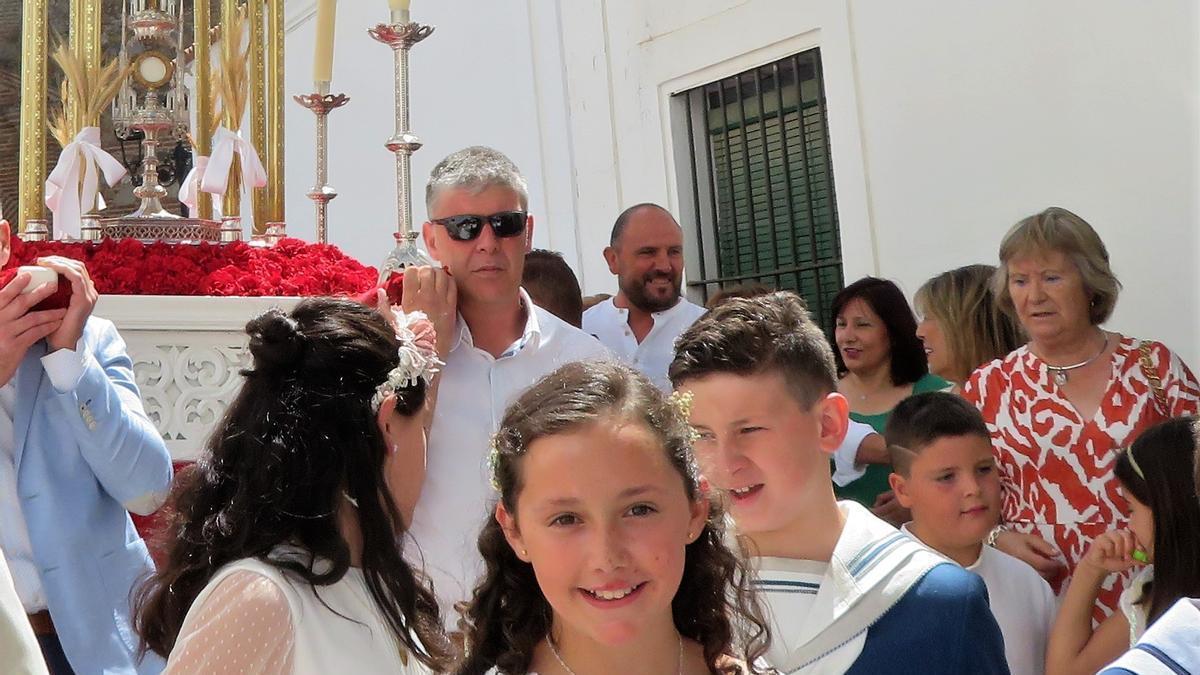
top-left (265, 0), bottom-right (286, 224)
top-left (194, 0), bottom-right (214, 220)
top-left (220, 0), bottom-right (242, 218)
top-left (17, 0), bottom-right (49, 233)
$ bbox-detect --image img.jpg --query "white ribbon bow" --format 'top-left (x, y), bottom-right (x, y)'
top-left (179, 155), bottom-right (209, 217)
top-left (44, 127), bottom-right (127, 239)
top-left (201, 127), bottom-right (267, 196)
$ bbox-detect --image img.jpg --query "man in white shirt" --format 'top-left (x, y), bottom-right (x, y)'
top-left (0, 222), bottom-right (171, 674)
top-left (583, 205), bottom-right (884, 481)
top-left (582, 203), bottom-right (705, 391)
top-left (402, 147), bottom-right (609, 617)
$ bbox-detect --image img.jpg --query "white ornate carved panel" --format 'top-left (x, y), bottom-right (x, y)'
top-left (96, 296), bottom-right (302, 461)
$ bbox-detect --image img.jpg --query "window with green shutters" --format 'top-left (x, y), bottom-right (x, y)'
top-left (673, 48), bottom-right (843, 329)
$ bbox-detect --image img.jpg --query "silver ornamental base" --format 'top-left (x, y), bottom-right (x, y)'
top-left (20, 220), bottom-right (51, 242)
top-left (98, 216), bottom-right (224, 243)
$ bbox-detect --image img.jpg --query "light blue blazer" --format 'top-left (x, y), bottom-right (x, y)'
top-left (13, 318), bottom-right (171, 674)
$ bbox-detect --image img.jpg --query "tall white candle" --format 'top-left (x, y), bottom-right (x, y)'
top-left (389, 0), bottom-right (410, 24)
top-left (313, 0), bottom-right (337, 90)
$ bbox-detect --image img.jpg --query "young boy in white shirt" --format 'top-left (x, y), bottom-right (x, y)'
top-left (887, 391), bottom-right (1056, 675)
top-left (671, 292), bottom-right (1009, 674)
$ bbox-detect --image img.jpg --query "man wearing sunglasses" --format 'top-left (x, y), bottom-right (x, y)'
top-left (401, 146), bottom-right (609, 620)
top-left (582, 203), bottom-right (706, 392)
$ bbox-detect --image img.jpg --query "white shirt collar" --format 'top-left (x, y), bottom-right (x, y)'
top-left (452, 288), bottom-right (544, 355)
top-left (609, 294), bottom-right (692, 318)
top-left (899, 522), bottom-right (983, 568)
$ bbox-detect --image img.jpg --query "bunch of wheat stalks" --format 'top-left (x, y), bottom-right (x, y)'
top-left (48, 41), bottom-right (130, 147)
top-left (211, 5), bottom-right (250, 132)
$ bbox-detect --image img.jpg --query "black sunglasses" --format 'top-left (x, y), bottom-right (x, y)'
top-left (431, 211), bottom-right (527, 242)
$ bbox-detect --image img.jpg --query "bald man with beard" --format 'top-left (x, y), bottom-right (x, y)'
top-left (582, 204), bottom-right (706, 391)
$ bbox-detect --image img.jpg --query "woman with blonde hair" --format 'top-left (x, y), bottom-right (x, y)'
top-left (914, 264), bottom-right (1022, 388)
top-left (963, 207), bottom-right (1200, 621)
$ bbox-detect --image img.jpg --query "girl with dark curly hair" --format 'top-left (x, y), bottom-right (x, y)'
top-left (133, 297), bottom-right (451, 673)
top-left (455, 360), bottom-right (770, 675)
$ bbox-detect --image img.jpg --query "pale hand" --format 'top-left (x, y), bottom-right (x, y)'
top-left (401, 265), bottom-right (457, 359)
top-left (0, 271), bottom-right (68, 386)
top-left (1081, 530), bottom-right (1139, 575)
top-left (995, 530), bottom-right (1066, 582)
top-left (36, 256), bottom-right (97, 353)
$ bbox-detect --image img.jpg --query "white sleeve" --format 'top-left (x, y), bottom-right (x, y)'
top-left (39, 338), bottom-right (86, 393)
top-left (831, 420), bottom-right (877, 487)
top-left (165, 570), bottom-right (295, 675)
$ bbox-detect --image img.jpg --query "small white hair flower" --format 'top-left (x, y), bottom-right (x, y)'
top-left (370, 309), bottom-right (443, 410)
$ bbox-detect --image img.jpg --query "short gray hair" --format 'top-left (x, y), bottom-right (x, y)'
top-left (993, 206), bottom-right (1122, 325)
top-left (425, 146), bottom-right (529, 213)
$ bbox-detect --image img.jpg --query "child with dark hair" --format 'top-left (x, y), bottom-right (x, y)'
top-left (456, 360), bottom-right (770, 674)
top-left (134, 297), bottom-right (451, 673)
top-left (670, 291), bottom-right (1008, 674)
top-left (1100, 418), bottom-right (1200, 674)
top-left (887, 392), bottom-right (1055, 675)
top-left (1048, 416), bottom-right (1200, 675)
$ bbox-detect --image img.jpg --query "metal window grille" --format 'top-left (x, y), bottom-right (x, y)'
top-left (674, 48), bottom-right (843, 328)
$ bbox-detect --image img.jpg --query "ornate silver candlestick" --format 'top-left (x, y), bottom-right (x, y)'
top-left (293, 92), bottom-right (349, 244)
top-left (369, 17), bottom-right (435, 280)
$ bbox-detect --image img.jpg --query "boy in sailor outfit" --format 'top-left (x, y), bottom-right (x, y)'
top-left (670, 291), bottom-right (1009, 674)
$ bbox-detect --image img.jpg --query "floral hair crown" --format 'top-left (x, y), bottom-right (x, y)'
top-left (370, 309), bottom-right (443, 410)
top-left (487, 427), bottom-right (521, 492)
top-left (667, 390), bottom-right (701, 444)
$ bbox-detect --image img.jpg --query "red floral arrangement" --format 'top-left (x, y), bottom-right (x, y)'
top-left (4, 237), bottom-right (381, 298)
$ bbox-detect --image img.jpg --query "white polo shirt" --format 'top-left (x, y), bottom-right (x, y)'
top-left (901, 523), bottom-right (1057, 675)
top-left (582, 297), bottom-right (706, 391)
top-left (408, 290), bottom-right (610, 617)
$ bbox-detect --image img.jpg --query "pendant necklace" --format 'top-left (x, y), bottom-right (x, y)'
top-left (1044, 332), bottom-right (1109, 386)
top-left (547, 634), bottom-right (683, 675)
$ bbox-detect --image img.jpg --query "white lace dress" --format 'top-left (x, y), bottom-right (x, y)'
top-left (165, 553), bottom-right (432, 674)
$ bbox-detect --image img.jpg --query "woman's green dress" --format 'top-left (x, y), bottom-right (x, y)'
top-left (833, 373), bottom-right (950, 506)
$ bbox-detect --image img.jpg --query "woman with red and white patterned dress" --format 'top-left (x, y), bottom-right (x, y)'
top-left (963, 207), bottom-right (1200, 622)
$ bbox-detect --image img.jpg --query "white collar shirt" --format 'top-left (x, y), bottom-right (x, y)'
top-left (582, 297), bottom-right (706, 391)
top-left (408, 289), bottom-right (610, 617)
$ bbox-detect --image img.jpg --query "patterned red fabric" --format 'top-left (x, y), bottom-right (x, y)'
top-left (131, 461), bottom-right (195, 567)
top-left (964, 336), bottom-right (1200, 621)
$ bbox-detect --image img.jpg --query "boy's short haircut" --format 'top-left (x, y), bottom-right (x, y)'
top-left (669, 291), bottom-right (836, 408)
top-left (885, 392), bottom-right (990, 476)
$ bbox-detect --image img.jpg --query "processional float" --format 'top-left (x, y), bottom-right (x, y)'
top-left (15, 0), bottom-right (435, 273)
